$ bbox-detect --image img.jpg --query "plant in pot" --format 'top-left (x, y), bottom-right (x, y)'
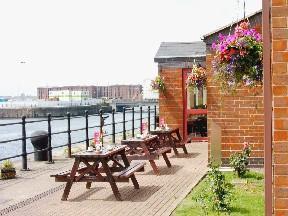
top-left (186, 63), bottom-right (207, 90)
top-left (212, 21), bottom-right (263, 94)
top-left (1, 160), bottom-right (16, 179)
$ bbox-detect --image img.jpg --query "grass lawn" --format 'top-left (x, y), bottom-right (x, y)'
top-left (173, 171), bottom-right (264, 216)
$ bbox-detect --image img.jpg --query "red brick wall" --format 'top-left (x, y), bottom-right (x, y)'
top-left (159, 68), bottom-right (184, 137)
top-left (272, 0), bottom-right (288, 214)
top-left (206, 24), bottom-right (264, 166)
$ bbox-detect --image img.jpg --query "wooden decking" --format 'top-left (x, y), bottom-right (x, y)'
top-left (0, 142), bottom-right (208, 216)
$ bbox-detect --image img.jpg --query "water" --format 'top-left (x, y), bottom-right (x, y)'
top-left (0, 111), bottom-right (154, 161)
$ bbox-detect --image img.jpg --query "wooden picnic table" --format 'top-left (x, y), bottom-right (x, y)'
top-left (51, 145), bottom-right (145, 201)
top-left (121, 135), bottom-right (172, 175)
top-left (150, 128), bottom-right (189, 155)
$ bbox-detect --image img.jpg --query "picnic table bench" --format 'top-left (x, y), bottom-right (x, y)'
top-left (150, 128), bottom-right (190, 155)
top-left (121, 135), bottom-right (172, 175)
top-left (51, 145), bottom-right (145, 201)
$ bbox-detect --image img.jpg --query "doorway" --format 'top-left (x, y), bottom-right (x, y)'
top-left (182, 68), bottom-right (208, 141)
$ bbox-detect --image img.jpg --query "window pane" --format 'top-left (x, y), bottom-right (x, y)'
top-left (187, 87), bottom-right (207, 109)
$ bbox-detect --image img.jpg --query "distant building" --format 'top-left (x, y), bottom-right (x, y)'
top-left (37, 85), bottom-right (143, 101)
top-left (0, 98), bottom-right (8, 102)
top-left (49, 90), bottom-right (89, 102)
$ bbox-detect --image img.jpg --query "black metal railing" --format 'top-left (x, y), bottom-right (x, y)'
top-left (0, 105), bottom-right (159, 170)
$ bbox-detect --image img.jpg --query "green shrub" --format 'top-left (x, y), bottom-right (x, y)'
top-left (229, 142), bottom-right (252, 178)
top-left (194, 165), bottom-right (233, 215)
top-left (208, 165), bottom-right (233, 213)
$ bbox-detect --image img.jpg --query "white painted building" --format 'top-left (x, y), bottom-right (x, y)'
top-left (48, 90), bottom-right (89, 101)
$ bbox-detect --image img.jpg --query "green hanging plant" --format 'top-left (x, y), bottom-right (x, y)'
top-left (151, 75), bottom-right (165, 92)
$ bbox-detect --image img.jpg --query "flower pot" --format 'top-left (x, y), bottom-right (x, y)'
top-left (1, 168), bottom-right (16, 179)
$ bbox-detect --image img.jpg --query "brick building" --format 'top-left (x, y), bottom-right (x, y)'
top-left (154, 4), bottom-right (288, 214)
top-left (37, 85), bottom-right (143, 101)
top-left (155, 12), bottom-right (264, 167)
top-left (154, 42), bottom-right (206, 138)
top-left (203, 11), bottom-right (264, 166)
top-left (271, 0), bottom-right (288, 214)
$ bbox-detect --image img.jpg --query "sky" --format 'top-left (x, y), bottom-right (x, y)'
top-left (0, 0), bottom-right (262, 97)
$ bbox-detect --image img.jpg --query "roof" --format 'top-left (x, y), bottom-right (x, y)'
top-left (154, 42), bottom-right (206, 63)
top-left (203, 10), bottom-right (262, 45)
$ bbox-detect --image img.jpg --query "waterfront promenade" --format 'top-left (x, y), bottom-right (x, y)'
top-left (0, 142), bottom-right (207, 216)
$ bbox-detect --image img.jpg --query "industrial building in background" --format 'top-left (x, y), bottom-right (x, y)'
top-left (37, 85), bottom-right (143, 101)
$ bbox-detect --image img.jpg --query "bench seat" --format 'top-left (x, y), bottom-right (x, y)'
top-left (50, 162), bottom-right (145, 182)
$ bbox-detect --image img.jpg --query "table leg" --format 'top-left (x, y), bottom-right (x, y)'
top-left (149, 160), bottom-right (160, 175)
top-left (61, 158), bottom-right (80, 201)
top-left (100, 158), bottom-right (122, 201)
top-left (175, 129), bottom-right (188, 154)
top-left (162, 153), bottom-right (172, 167)
top-left (168, 135), bottom-right (179, 155)
top-left (182, 145), bottom-right (188, 154)
top-left (86, 161), bottom-right (99, 189)
top-left (120, 152), bottom-right (140, 189)
top-left (86, 182), bottom-right (92, 189)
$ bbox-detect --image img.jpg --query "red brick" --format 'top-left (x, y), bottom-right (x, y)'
top-left (273, 86), bottom-right (288, 96)
top-left (275, 119), bottom-right (288, 129)
top-left (273, 74), bottom-right (288, 85)
top-left (272, 6), bottom-right (288, 17)
top-left (274, 131), bottom-right (288, 141)
top-left (275, 165), bottom-right (288, 175)
top-left (275, 210), bottom-right (288, 216)
top-left (275, 188), bottom-right (288, 198)
top-left (272, 0), bottom-right (287, 6)
top-left (273, 63), bottom-right (288, 74)
top-left (274, 29), bottom-right (288, 39)
top-left (273, 51), bottom-right (288, 62)
top-left (274, 108), bottom-right (288, 117)
top-left (275, 176), bottom-right (288, 187)
top-left (275, 154), bottom-right (288, 164)
top-left (273, 40), bottom-right (288, 51)
top-left (273, 18), bottom-right (288, 28)
top-left (275, 199), bottom-right (288, 210)
top-left (274, 142), bottom-right (288, 153)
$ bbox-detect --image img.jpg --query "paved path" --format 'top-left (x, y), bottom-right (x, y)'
top-left (0, 142), bottom-right (208, 216)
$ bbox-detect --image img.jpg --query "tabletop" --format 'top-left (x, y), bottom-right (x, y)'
top-left (150, 128), bottom-right (179, 134)
top-left (121, 135), bottom-right (158, 143)
top-left (72, 145), bottom-right (126, 158)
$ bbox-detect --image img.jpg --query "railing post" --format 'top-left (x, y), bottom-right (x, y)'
top-left (132, 107), bottom-right (135, 137)
top-left (123, 107), bottom-right (126, 140)
top-left (154, 105), bottom-right (157, 129)
top-left (99, 110), bottom-right (103, 145)
top-left (148, 106), bottom-right (151, 132)
top-left (85, 110), bottom-right (89, 150)
top-left (112, 109), bottom-right (116, 143)
top-left (67, 112), bottom-right (72, 158)
top-left (140, 106), bottom-right (143, 134)
top-left (47, 113), bottom-right (54, 163)
top-left (21, 116), bottom-right (28, 170)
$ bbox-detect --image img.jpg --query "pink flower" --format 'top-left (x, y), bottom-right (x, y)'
top-left (243, 142), bottom-right (249, 149)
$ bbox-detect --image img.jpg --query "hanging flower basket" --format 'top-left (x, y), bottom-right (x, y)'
top-left (186, 64), bottom-right (207, 90)
top-left (212, 21), bottom-right (263, 93)
top-left (151, 75), bottom-right (165, 92)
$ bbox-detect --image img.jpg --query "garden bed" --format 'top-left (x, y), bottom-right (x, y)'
top-left (173, 171), bottom-right (264, 216)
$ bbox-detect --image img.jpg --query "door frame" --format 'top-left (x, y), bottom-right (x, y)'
top-left (182, 68), bottom-right (208, 141)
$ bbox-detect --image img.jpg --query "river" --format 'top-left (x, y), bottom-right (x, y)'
top-left (0, 111), bottom-right (154, 161)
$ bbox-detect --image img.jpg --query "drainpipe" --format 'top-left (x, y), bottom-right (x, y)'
top-left (263, 0), bottom-right (273, 215)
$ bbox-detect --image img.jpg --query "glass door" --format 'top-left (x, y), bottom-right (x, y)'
top-left (183, 69), bottom-right (208, 141)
